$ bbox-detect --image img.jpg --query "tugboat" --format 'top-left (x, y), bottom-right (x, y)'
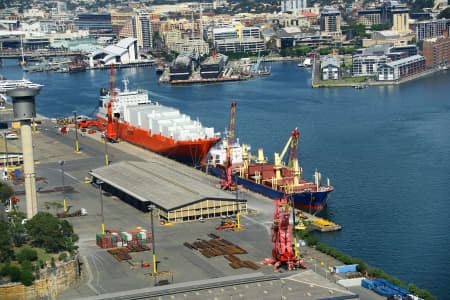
top-left (69, 59), bottom-right (87, 72)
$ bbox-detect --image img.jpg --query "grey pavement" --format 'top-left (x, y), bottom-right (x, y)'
top-left (12, 119), bottom-right (384, 299)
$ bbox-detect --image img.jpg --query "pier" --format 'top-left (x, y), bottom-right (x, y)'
top-left (0, 49), bottom-right (84, 59)
top-left (90, 60), bottom-right (155, 70)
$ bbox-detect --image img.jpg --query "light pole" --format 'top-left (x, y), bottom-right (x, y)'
top-left (97, 179), bottom-right (105, 234)
top-left (59, 160), bottom-right (66, 212)
top-left (2, 130), bottom-right (9, 169)
top-left (148, 204), bottom-right (157, 274)
top-left (73, 111), bottom-right (81, 153)
top-left (103, 130), bottom-right (109, 166)
top-left (291, 195), bottom-right (298, 258)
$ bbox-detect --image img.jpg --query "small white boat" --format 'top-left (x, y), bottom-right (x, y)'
top-left (303, 58), bottom-right (312, 67)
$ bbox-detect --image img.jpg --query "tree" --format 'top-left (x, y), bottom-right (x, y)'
top-left (319, 47), bottom-right (330, 55)
top-left (25, 213), bottom-right (78, 253)
top-left (44, 202), bottom-right (63, 215)
top-left (0, 182), bottom-right (14, 205)
top-left (295, 46), bottom-right (311, 56)
top-left (0, 221), bottom-right (13, 263)
top-left (16, 248), bottom-right (38, 263)
top-left (8, 265), bottom-right (21, 282)
top-left (58, 252), bottom-right (67, 261)
top-left (438, 7), bottom-right (450, 19)
top-left (20, 269), bottom-right (34, 286)
top-left (371, 23), bottom-right (391, 31)
top-left (8, 211), bottom-right (26, 247)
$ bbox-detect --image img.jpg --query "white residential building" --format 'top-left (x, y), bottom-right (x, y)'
top-left (281, 0), bottom-right (307, 13)
top-left (352, 55), bottom-right (388, 76)
top-left (321, 55), bottom-right (340, 80)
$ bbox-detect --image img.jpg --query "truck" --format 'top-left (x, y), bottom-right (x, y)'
top-left (57, 208), bottom-right (87, 218)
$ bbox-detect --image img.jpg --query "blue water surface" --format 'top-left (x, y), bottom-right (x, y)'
top-left (2, 60), bottom-right (449, 299)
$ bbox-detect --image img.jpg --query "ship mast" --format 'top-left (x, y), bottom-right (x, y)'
top-left (20, 34), bottom-right (25, 67)
top-left (228, 102), bottom-right (236, 146)
top-left (199, 1), bottom-right (203, 40)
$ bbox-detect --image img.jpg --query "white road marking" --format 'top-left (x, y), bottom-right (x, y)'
top-left (83, 255), bottom-right (100, 295)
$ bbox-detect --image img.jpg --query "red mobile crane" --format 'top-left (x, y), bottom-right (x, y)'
top-left (261, 129), bottom-right (307, 272)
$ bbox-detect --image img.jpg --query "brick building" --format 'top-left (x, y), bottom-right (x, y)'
top-left (423, 30), bottom-right (450, 67)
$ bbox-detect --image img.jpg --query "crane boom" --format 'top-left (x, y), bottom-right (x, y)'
top-left (288, 128), bottom-right (300, 169)
top-left (105, 64), bottom-right (117, 141)
top-left (228, 102), bottom-right (236, 145)
top-left (279, 127), bottom-right (298, 162)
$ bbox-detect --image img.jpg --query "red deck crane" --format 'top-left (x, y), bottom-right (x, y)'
top-left (228, 101), bottom-right (236, 145)
top-left (105, 64), bottom-right (118, 142)
top-left (287, 128), bottom-right (299, 169)
top-left (220, 102), bottom-right (237, 191)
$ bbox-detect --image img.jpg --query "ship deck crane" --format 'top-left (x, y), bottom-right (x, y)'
top-left (274, 128), bottom-right (301, 181)
top-left (220, 102), bottom-right (237, 191)
top-left (105, 64), bottom-right (118, 142)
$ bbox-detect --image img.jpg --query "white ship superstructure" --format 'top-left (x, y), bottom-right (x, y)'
top-left (208, 131), bottom-right (249, 165)
top-left (123, 105), bottom-right (215, 142)
top-left (98, 80), bottom-right (216, 142)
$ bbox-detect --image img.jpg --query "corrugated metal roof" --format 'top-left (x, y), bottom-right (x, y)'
top-left (89, 161), bottom-right (236, 211)
top-left (321, 55), bottom-right (339, 68)
top-left (385, 55), bottom-right (424, 67)
top-left (104, 45), bottom-right (128, 56)
top-left (116, 37), bottom-right (137, 48)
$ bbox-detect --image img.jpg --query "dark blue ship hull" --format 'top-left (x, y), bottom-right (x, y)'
top-left (209, 167), bottom-right (331, 210)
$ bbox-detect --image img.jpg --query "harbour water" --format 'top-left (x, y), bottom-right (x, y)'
top-left (2, 59), bottom-right (449, 298)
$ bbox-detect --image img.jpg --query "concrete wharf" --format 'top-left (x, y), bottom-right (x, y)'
top-left (1, 118), bottom-right (383, 299)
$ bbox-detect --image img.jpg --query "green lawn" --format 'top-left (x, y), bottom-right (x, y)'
top-left (314, 76), bottom-right (374, 86)
top-left (34, 247), bottom-right (52, 263)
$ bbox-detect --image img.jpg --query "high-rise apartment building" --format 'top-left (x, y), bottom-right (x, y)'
top-left (281, 0), bottom-right (307, 13)
top-left (118, 14), bottom-right (153, 52)
top-left (320, 7), bottom-right (341, 37)
top-left (139, 16), bottom-right (152, 51)
top-left (111, 10), bottom-right (136, 36)
top-left (358, 10), bottom-right (381, 26)
top-left (380, 1), bottom-right (409, 34)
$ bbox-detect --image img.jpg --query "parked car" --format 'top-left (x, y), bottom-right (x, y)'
top-left (6, 133), bottom-right (18, 140)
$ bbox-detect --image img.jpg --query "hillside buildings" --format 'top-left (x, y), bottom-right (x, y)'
top-left (356, 1), bottom-right (410, 34)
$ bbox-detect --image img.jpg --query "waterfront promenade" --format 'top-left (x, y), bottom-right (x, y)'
top-left (312, 60), bottom-right (450, 88)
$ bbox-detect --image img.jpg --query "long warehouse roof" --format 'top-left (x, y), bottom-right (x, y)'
top-left (89, 160), bottom-right (237, 211)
